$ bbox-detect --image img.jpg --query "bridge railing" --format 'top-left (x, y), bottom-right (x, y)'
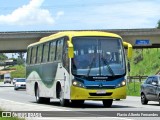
top-left (127, 75), bottom-right (148, 83)
top-left (126, 76), bottom-right (148, 95)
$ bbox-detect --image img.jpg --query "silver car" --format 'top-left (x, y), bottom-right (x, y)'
top-left (141, 75), bottom-right (160, 105)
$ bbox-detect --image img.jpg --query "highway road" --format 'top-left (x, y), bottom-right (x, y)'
top-left (0, 82), bottom-right (160, 120)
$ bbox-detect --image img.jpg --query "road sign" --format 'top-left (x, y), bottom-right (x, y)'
top-left (135, 40), bottom-right (150, 45)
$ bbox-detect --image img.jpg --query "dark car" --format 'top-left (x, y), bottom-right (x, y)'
top-left (141, 75), bottom-right (160, 105)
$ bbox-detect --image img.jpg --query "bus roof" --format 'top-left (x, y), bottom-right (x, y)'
top-left (28, 31), bottom-right (122, 47)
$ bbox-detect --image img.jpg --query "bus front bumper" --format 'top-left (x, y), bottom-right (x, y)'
top-left (70, 85), bottom-right (126, 100)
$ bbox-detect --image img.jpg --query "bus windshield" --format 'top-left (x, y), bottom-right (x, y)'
top-left (72, 36), bottom-right (125, 76)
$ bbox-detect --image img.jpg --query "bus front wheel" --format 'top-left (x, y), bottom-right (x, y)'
top-left (102, 99), bottom-right (113, 107)
top-left (59, 86), bottom-right (69, 106)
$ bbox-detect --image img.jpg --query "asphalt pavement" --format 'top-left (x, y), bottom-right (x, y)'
top-left (0, 83), bottom-right (160, 120)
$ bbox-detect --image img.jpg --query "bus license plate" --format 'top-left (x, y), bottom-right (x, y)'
top-left (96, 90), bottom-right (106, 94)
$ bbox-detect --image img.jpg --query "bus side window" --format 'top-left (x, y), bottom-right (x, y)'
top-left (37, 45), bottom-right (43, 63)
top-left (62, 40), bottom-right (69, 71)
top-left (27, 48), bottom-right (32, 65)
top-left (49, 41), bottom-right (56, 62)
top-left (56, 38), bottom-right (64, 61)
top-left (31, 47), bottom-right (37, 64)
top-left (35, 46), bottom-right (38, 63)
top-left (42, 42), bottom-right (49, 63)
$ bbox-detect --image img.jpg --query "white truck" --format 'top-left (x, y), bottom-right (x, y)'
top-left (4, 73), bottom-right (11, 84)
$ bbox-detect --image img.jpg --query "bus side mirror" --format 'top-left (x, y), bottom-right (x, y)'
top-left (67, 41), bottom-right (74, 58)
top-left (123, 42), bottom-right (132, 60)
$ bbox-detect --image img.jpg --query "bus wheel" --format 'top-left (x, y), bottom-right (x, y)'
top-left (59, 87), bottom-right (69, 106)
top-left (35, 87), bottom-right (43, 103)
top-left (102, 99), bottom-right (113, 107)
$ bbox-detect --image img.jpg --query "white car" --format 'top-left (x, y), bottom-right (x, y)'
top-left (4, 73), bottom-right (11, 84)
top-left (14, 78), bottom-right (26, 90)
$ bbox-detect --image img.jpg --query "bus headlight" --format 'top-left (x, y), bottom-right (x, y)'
top-left (72, 80), bottom-right (85, 88)
top-left (121, 81), bottom-right (126, 86)
top-left (116, 80), bottom-right (126, 88)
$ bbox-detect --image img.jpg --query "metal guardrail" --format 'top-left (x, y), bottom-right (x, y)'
top-left (127, 76), bottom-right (148, 82)
top-left (127, 76), bottom-right (148, 94)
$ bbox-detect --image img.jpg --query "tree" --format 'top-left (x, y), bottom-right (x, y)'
top-left (17, 52), bottom-right (24, 59)
top-left (157, 20), bottom-right (160, 29)
top-left (16, 57), bottom-right (25, 65)
top-left (17, 52), bottom-right (25, 65)
top-left (0, 53), bottom-right (8, 61)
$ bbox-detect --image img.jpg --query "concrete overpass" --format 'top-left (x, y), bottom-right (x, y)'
top-left (0, 28), bottom-right (160, 53)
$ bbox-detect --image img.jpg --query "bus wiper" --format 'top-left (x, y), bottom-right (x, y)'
top-left (86, 56), bottom-right (96, 77)
top-left (101, 57), bottom-right (115, 76)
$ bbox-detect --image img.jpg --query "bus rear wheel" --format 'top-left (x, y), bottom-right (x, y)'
top-left (35, 87), bottom-right (50, 103)
top-left (102, 99), bottom-right (113, 107)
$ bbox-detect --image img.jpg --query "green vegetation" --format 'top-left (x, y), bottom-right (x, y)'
top-left (0, 53), bottom-right (25, 79)
top-left (9, 65), bottom-right (26, 78)
top-left (127, 82), bottom-right (142, 96)
top-left (127, 48), bottom-right (160, 96)
top-left (0, 109), bottom-right (24, 120)
top-left (0, 53), bottom-right (8, 61)
top-left (130, 48), bottom-right (160, 76)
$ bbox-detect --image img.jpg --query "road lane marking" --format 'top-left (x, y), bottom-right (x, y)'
top-left (0, 98), bottom-right (134, 120)
top-left (0, 98), bottom-right (68, 111)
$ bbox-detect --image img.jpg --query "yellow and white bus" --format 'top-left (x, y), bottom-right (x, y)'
top-left (26, 31), bottom-right (132, 107)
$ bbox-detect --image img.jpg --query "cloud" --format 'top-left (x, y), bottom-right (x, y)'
top-left (65, 0), bottom-right (160, 29)
top-left (56, 11), bottom-right (64, 20)
top-left (0, 0), bottom-right (63, 26)
top-left (92, 1), bottom-right (160, 28)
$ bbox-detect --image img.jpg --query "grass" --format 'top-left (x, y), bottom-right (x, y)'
top-left (130, 48), bottom-right (160, 76)
top-left (127, 82), bottom-right (142, 96)
top-left (126, 48), bottom-right (160, 96)
top-left (9, 65), bottom-right (26, 78)
top-left (0, 109), bottom-right (24, 120)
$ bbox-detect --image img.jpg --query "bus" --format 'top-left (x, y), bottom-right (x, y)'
top-left (26, 31), bottom-right (132, 107)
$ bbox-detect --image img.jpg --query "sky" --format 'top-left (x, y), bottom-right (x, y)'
top-left (0, 0), bottom-right (160, 32)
